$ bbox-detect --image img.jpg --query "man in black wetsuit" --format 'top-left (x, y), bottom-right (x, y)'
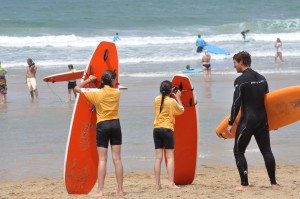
top-left (227, 51), bottom-right (279, 190)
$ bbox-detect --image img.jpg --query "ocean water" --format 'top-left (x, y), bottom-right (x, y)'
top-left (1, 0), bottom-right (300, 181)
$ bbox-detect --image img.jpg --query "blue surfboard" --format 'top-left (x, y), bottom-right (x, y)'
top-left (183, 68), bottom-right (203, 73)
top-left (204, 44), bottom-right (230, 55)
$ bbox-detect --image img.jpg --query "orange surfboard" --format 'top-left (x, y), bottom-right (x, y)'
top-left (64, 41), bottom-right (119, 194)
top-left (216, 86), bottom-right (300, 139)
top-left (166, 74), bottom-right (198, 185)
top-left (43, 70), bottom-right (85, 82)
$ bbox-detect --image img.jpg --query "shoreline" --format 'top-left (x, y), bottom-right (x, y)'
top-left (0, 164), bottom-right (299, 198)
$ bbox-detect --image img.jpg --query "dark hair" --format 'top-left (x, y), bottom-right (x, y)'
top-left (27, 58), bottom-right (35, 66)
top-left (100, 70), bottom-right (116, 88)
top-left (159, 80), bottom-right (172, 113)
top-left (233, 51), bottom-right (251, 67)
top-left (68, 64), bottom-right (74, 69)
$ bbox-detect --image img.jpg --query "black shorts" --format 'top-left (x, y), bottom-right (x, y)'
top-left (153, 128), bottom-right (174, 149)
top-left (196, 46), bottom-right (203, 53)
top-left (68, 81), bottom-right (77, 89)
top-left (96, 119), bottom-right (122, 148)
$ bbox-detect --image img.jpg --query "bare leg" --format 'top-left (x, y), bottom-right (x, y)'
top-left (111, 145), bottom-right (124, 196)
top-left (34, 90), bottom-right (38, 101)
top-left (93, 147), bottom-right (108, 197)
top-left (203, 69), bottom-right (207, 81)
top-left (154, 149), bottom-right (163, 190)
top-left (208, 68), bottom-right (211, 81)
top-left (0, 93), bottom-right (3, 104)
top-left (30, 91), bottom-right (34, 101)
top-left (68, 89), bottom-right (71, 101)
top-left (279, 52), bottom-right (284, 62)
top-left (165, 149), bottom-right (180, 189)
top-left (73, 89), bottom-right (77, 99)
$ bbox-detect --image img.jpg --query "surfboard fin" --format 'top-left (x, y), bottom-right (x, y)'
top-left (104, 49), bottom-right (108, 61)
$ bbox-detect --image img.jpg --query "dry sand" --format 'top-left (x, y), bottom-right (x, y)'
top-left (0, 164), bottom-right (299, 199)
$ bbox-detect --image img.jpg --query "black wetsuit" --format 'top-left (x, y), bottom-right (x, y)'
top-left (228, 68), bottom-right (277, 186)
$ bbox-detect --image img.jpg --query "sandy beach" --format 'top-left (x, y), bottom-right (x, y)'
top-left (0, 164), bottom-right (299, 199)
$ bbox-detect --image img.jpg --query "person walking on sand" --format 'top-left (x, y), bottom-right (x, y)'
top-left (227, 51), bottom-right (279, 191)
top-left (74, 70), bottom-right (124, 196)
top-left (202, 50), bottom-right (212, 81)
top-left (153, 80), bottom-right (184, 190)
top-left (274, 38), bottom-right (284, 63)
top-left (67, 64), bottom-right (77, 101)
top-left (25, 58), bottom-right (38, 101)
top-left (195, 34), bottom-right (206, 53)
top-left (0, 63), bottom-right (8, 104)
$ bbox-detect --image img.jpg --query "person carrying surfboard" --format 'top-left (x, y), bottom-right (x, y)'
top-left (195, 34), bottom-right (206, 53)
top-left (227, 51), bottom-right (279, 190)
top-left (74, 70), bottom-right (124, 196)
top-left (153, 80), bottom-right (184, 190)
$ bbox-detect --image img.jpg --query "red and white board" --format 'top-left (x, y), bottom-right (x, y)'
top-left (43, 70), bottom-right (85, 83)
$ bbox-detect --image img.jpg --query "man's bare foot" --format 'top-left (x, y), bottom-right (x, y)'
top-left (234, 185), bottom-right (249, 191)
top-left (116, 191), bottom-right (124, 196)
top-left (168, 183), bottom-right (180, 190)
top-left (271, 184), bottom-right (280, 190)
top-left (155, 184), bottom-right (162, 190)
top-left (92, 191), bottom-right (103, 197)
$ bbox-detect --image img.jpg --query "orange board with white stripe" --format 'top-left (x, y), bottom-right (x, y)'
top-left (64, 41), bottom-right (119, 194)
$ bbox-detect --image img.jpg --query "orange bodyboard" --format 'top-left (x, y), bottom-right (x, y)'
top-left (165, 74), bottom-right (198, 185)
top-left (216, 86), bottom-right (300, 139)
top-left (43, 70), bottom-right (85, 82)
top-left (64, 41), bottom-right (119, 194)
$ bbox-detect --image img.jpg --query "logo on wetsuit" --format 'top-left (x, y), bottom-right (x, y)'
top-left (250, 80), bottom-right (265, 84)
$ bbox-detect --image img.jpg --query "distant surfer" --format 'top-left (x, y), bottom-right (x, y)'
top-left (26, 58), bottom-right (38, 102)
top-left (113, 32), bottom-right (121, 42)
top-left (274, 38), bottom-right (284, 63)
top-left (195, 34), bottom-right (207, 53)
top-left (227, 51), bottom-right (279, 191)
top-left (186, 65), bottom-right (194, 70)
top-left (67, 64), bottom-right (77, 102)
top-left (201, 50), bottom-right (211, 81)
top-left (0, 62), bottom-right (7, 104)
top-left (153, 80), bottom-right (184, 190)
top-left (241, 30), bottom-right (250, 40)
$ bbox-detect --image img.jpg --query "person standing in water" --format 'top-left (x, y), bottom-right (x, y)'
top-left (67, 64), bottom-right (77, 101)
top-left (274, 38), bottom-right (284, 63)
top-left (25, 58), bottom-right (38, 101)
top-left (195, 34), bottom-right (206, 53)
top-left (202, 50), bottom-right (212, 81)
top-left (0, 62), bottom-right (7, 104)
top-left (74, 70), bottom-right (124, 196)
top-left (153, 80), bottom-right (184, 190)
top-left (227, 51), bottom-right (279, 191)
top-left (113, 33), bottom-right (121, 42)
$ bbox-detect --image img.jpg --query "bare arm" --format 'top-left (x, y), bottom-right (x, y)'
top-left (74, 75), bottom-right (97, 93)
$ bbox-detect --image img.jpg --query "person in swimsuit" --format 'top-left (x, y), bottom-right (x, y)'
top-left (274, 38), bottom-right (284, 63)
top-left (67, 64), bottom-right (77, 101)
top-left (74, 70), bottom-right (124, 196)
top-left (241, 29), bottom-right (250, 40)
top-left (153, 80), bottom-right (184, 190)
top-left (25, 58), bottom-right (38, 102)
top-left (202, 50), bottom-right (211, 81)
top-left (0, 63), bottom-right (7, 104)
top-left (227, 51), bottom-right (279, 190)
top-left (113, 33), bottom-right (120, 42)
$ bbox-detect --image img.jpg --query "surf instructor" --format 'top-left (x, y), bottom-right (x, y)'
top-left (227, 51), bottom-right (279, 190)
top-left (74, 70), bottom-right (124, 196)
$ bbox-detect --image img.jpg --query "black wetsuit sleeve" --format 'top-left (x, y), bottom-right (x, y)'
top-left (228, 80), bottom-right (242, 125)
